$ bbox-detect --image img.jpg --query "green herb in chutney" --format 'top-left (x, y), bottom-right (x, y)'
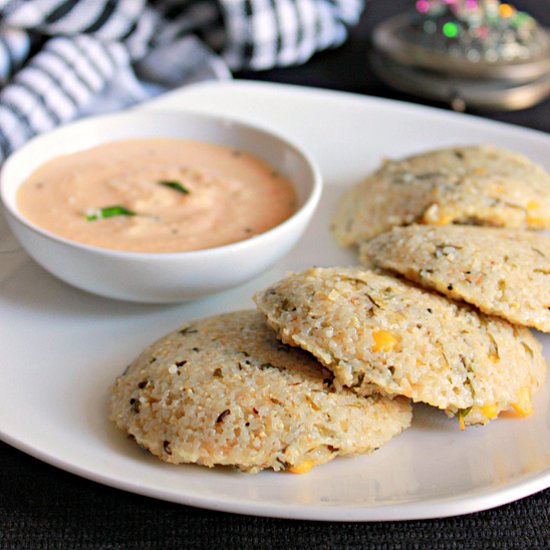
top-left (158, 180), bottom-right (190, 194)
top-left (85, 205), bottom-right (136, 221)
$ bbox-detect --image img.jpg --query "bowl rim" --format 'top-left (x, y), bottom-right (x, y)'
top-left (0, 108), bottom-right (323, 260)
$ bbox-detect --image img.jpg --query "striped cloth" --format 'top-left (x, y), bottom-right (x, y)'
top-left (0, 0), bottom-right (364, 163)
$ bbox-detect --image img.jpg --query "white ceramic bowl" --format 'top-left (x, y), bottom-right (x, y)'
top-left (0, 110), bottom-right (322, 303)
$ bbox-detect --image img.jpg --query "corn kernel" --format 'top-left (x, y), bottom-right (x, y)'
top-left (430, 213), bottom-right (453, 226)
top-left (527, 200), bottom-right (539, 210)
top-left (526, 215), bottom-right (546, 227)
top-left (288, 460), bottom-right (316, 474)
top-left (372, 330), bottom-right (398, 352)
top-left (511, 387), bottom-right (532, 417)
top-left (480, 404), bottom-right (499, 419)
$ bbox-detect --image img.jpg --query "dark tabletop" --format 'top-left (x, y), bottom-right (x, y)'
top-left (2, 1), bottom-right (550, 548)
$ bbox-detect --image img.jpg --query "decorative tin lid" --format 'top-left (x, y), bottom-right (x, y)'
top-left (371, 1), bottom-right (550, 110)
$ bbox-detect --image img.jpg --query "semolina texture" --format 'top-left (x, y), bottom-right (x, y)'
top-left (361, 225), bottom-right (550, 332)
top-left (109, 310), bottom-right (412, 473)
top-left (254, 267), bottom-right (547, 426)
top-left (331, 145), bottom-right (550, 246)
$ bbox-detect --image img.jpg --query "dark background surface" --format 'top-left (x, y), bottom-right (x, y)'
top-left (2, 0), bottom-right (550, 548)
top-left (239, 0), bottom-right (550, 133)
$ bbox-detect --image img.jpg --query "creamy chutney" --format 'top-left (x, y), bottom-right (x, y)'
top-left (16, 138), bottom-right (297, 253)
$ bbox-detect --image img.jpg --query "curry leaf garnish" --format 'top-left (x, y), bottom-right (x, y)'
top-left (85, 205), bottom-right (136, 221)
top-left (158, 180), bottom-right (190, 194)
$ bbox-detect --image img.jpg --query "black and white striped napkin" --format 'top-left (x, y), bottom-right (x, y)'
top-left (0, 0), bottom-right (364, 163)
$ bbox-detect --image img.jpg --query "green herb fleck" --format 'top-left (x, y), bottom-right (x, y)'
top-left (158, 180), bottom-right (190, 194)
top-left (456, 406), bottom-right (472, 429)
top-left (85, 205), bottom-right (136, 221)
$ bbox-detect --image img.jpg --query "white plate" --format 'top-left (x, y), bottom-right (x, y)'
top-left (1, 81), bottom-right (549, 522)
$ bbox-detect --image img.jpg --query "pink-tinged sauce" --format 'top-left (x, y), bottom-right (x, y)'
top-left (16, 138), bottom-right (297, 253)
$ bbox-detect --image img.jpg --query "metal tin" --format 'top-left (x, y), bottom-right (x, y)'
top-left (370, 50), bottom-right (550, 111)
top-left (371, 12), bottom-right (550, 110)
